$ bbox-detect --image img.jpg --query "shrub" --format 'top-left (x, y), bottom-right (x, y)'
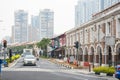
top-left (93, 67), bottom-right (101, 73)
top-left (6, 58), bottom-right (10, 64)
top-left (107, 67), bottom-right (115, 74)
top-left (93, 66), bottom-right (115, 74)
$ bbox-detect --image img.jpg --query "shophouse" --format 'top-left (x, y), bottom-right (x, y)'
top-left (66, 2), bottom-right (120, 67)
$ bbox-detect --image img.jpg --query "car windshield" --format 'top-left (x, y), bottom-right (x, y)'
top-left (25, 55), bottom-right (35, 59)
top-left (23, 52), bottom-right (32, 55)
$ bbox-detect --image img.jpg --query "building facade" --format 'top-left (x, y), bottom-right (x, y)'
top-left (39, 9), bottom-right (54, 40)
top-left (66, 2), bottom-right (120, 67)
top-left (13, 10), bottom-right (28, 43)
top-left (104, 0), bottom-right (120, 9)
top-left (30, 15), bottom-right (40, 41)
top-left (31, 15), bottom-right (39, 28)
top-left (50, 33), bottom-right (66, 58)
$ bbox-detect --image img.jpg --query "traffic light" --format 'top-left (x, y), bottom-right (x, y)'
top-left (74, 41), bottom-right (79, 49)
top-left (3, 40), bottom-right (7, 48)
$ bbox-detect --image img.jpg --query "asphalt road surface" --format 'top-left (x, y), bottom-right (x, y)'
top-left (1, 58), bottom-right (117, 80)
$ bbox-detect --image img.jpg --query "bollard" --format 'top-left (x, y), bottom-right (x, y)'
top-left (89, 65), bottom-right (91, 72)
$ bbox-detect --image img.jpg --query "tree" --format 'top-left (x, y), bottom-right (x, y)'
top-left (36, 38), bottom-right (50, 56)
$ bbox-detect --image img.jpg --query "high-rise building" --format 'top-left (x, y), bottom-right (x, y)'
top-left (31, 15), bottom-right (39, 28)
top-left (39, 9), bottom-right (54, 40)
top-left (30, 15), bottom-right (40, 41)
top-left (104, 0), bottom-right (120, 9)
top-left (75, 0), bottom-right (120, 27)
top-left (75, 0), bottom-right (104, 27)
top-left (75, 0), bottom-right (86, 27)
top-left (28, 24), bottom-right (40, 42)
top-left (13, 10), bottom-right (28, 43)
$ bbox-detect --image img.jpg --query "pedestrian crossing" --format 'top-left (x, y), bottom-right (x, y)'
top-left (2, 67), bottom-right (71, 72)
top-left (2, 68), bottom-right (55, 72)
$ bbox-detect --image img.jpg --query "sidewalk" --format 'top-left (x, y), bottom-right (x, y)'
top-left (2, 57), bottom-right (21, 68)
top-left (49, 58), bottom-right (88, 69)
top-left (49, 58), bottom-right (118, 80)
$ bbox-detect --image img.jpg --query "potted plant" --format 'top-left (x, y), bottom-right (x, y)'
top-left (93, 67), bottom-right (101, 75)
top-left (106, 67), bottom-right (115, 76)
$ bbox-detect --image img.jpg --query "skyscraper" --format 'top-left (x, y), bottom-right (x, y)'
top-left (13, 10), bottom-right (28, 43)
top-left (30, 15), bottom-right (40, 41)
top-left (75, 0), bottom-right (86, 27)
top-left (75, 0), bottom-right (104, 27)
top-left (104, 0), bottom-right (120, 9)
top-left (75, 0), bottom-right (98, 27)
top-left (31, 15), bottom-right (39, 28)
top-left (39, 9), bottom-right (54, 40)
top-left (75, 0), bottom-right (120, 27)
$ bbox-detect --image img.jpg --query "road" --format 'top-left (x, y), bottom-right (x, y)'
top-left (1, 58), bottom-right (118, 80)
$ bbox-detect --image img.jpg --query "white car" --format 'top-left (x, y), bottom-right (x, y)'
top-left (23, 55), bottom-right (36, 66)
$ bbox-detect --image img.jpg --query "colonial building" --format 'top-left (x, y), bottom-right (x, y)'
top-left (50, 33), bottom-right (66, 58)
top-left (66, 2), bottom-right (120, 67)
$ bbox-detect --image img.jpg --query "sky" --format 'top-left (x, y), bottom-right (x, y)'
top-left (0, 0), bottom-right (78, 41)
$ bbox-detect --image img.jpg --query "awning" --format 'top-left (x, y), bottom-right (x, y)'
top-left (55, 48), bottom-right (61, 51)
top-left (48, 48), bottom-right (58, 52)
top-left (55, 47), bottom-right (64, 51)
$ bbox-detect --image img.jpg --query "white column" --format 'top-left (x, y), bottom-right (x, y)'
top-left (104, 43), bottom-right (107, 64)
top-left (106, 22), bottom-right (109, 36)
top-left (116, 18), bottom-right (120, 38)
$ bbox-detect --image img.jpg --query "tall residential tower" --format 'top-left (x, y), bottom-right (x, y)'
top-left (75, 0), bottom-right (120, 27)
top-left (75, 0), bottom-right (104, 27)
top-left (13, 10), bottom-right (28, 43)
top-left (39, 9), bottom-right (54, 40)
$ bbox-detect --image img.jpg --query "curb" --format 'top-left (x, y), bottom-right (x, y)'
top-left (9, 57), bottom-right (21, 68)
top-left (52, 60), bottom-right (74, 69)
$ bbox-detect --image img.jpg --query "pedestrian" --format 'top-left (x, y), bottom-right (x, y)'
top-left (67, 57), bottom-right (70, 63)
top-left (59, 54), bottom-right (62, 59)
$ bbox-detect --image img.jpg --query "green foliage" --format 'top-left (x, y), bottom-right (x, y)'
top-left (93, 66), bottom-right (115, 74)
top-left (36, 38), bottom-right (50, 49)
top-left (8, 45), bottom-right (26, 54)
top-left (107, 66), bottom-right (115, 74)
top-left (36, 38), bottom-right (50, 57)
top-left (93, 66), bottom-right (101, 73)
top-left (6, 58), bottom-right (10, 64)
top-left (27, 44), bottom-right (33, 49)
